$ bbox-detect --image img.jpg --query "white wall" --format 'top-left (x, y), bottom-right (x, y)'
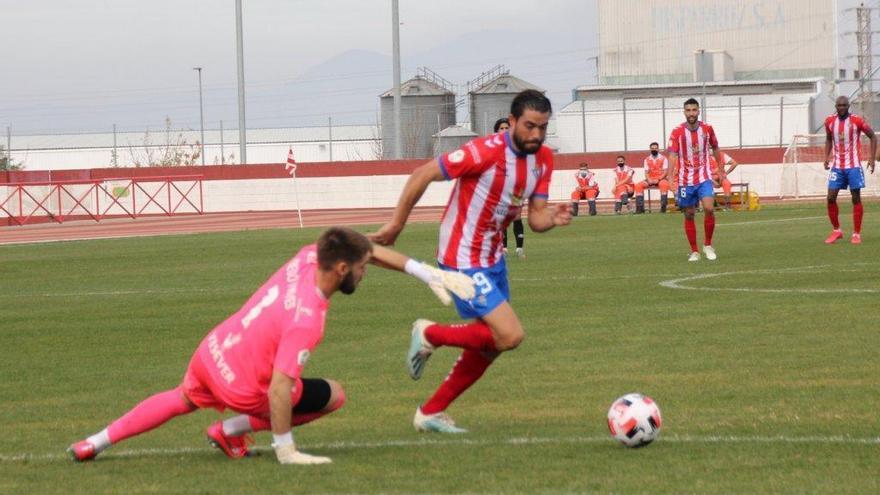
top-left (7, 163), bottom-right (880, 220)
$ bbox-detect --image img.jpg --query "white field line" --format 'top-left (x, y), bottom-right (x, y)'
top-left (3, 434), bottom-right (878, 463)
top-left (659, 265), bottom-right (880, 294)
top-left (716, 215), bottom-right (825, 227)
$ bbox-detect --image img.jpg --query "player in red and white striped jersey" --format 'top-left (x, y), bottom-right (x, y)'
top-left (666, 98), bottom-right (727, 261)
top-left (370, 90), bottom-right (571, 433)
top-left (822, 96), bottom-right (877, 245)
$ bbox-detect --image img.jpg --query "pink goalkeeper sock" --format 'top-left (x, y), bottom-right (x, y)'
top-left (107, 389), bottom-right (196, 444)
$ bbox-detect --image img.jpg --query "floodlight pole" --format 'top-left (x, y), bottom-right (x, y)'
top-left (194, 67), bottom-right (205, 166)
top-left (235, 0), bottom-right (247, 165)
top-left (391, 0), bottom-right (402, 159)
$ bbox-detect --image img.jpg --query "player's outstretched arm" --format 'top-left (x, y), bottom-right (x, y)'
top-left (866, 127), bottom-right (877, 174)
top-left (369, 244), bottom-right (476, 305)
top-left (666, 153), bottom-right (678, 184)
top-left (824, 129), bottom-right (834, 170)
top-left (369, 161), bottom-right (446, 246)
top-left (527, 197), bottom-right (572, 233)
top-left (269, 370), bottom-right (331, 465)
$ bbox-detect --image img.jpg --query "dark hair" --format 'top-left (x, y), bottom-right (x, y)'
top-left (317, 227), bottom-right (373, 270)
top-left (616, 155), bottom-right (625, 160)
top-left (649, 142), bottom-right (659, 147)
top-left (684, 98), bottom-right (700, 107)
top-left (493, 118), bottom-right (509, 132)
top-left (510, 89), bottom-right (552, 118)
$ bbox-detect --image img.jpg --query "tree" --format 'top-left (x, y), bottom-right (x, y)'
top-left (124, 117), bottom-right (202, 167)
top-left (0, 144), bottom-right (23, 171)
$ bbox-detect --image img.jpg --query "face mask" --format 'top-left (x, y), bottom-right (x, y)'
top-left (651, 150), bottom-right (659, 157)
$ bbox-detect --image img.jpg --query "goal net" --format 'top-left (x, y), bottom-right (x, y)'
top-left (781, 134), bottom-right (880, 198)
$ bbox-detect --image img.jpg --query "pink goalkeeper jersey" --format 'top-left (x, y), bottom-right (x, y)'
top-left (667, 121), bottom-right (719, 186)
top-left (825, 113), bottom-right (873, 169)
top-left (437, 131), bottom-right (553, 269)
top-left (195, 244), bottom-right (329, 411)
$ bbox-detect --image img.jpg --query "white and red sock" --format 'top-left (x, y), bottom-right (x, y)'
top-left (704, 214), bottom-right (715, 246)
top-left (854, 203), bottom-right (864, 234)
top-left (421, 350), bottom-right (493, 415)
top-left (425, 322), bottom-right (497, 353)
top-left (684, 218), bottom-right (698, 252)
top-left (828, 202), bottom-right (841, 230)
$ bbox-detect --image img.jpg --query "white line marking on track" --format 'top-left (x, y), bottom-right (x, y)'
top-left (4, 434), bottom-right (878, 463)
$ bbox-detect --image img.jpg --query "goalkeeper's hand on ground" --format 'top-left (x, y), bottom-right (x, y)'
top-left (274, 443), bottom-right (332, 465)
top-left (422, 263), bottom-right (476, 305)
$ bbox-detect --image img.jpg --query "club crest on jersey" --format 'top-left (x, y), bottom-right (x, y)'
top-left (531, 164), bottom-right (543, 178)
top-left (448, 150), bottom-right (465, 164)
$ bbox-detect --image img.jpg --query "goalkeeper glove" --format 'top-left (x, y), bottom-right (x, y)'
top-left (273, 442), bottom-right (332, 465)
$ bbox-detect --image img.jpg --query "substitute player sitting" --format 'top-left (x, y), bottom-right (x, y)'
top-left (634, 142), bottom-right (670, 213)
top-left (570, 162), bottom-right (599, 216)
top-left (612, 155), bottom-right (635, 214)
top-left (709, 152), bottom-right (738, 209)
top-left (67, 227), bottom-right (475, 465)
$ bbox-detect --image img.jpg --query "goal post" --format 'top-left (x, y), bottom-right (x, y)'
top-left (781, 134), bottom-right (879, 199)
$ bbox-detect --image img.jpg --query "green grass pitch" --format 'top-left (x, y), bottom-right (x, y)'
top-left (1, 203), bottom-right (878, 494)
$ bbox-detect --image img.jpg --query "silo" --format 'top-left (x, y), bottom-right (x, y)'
top-left (468, 66), bottom-right (544, 136)
top-left (380, 68), bottom-right (457, 159)
top-left (433, 125), bottom-right (478, 156)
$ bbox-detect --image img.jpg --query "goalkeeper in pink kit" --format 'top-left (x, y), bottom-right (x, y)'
top-left (68, 227), bottom-right (475, 465)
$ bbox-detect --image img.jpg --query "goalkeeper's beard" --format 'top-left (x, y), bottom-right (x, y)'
top-left (339, 270), bottom-right (358, 295)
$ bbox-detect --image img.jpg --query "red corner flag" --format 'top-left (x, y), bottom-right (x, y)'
top-left (285, 148), bottom-right (297, 175)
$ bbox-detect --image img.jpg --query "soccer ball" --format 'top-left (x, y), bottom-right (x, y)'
top-left (607, 393), bottom-right (662, 447)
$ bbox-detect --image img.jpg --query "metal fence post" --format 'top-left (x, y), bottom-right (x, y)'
top-left (779, 96), bottom-right (784, 147)
top-left (622, 98), bottom-right (628, 151)
top-left (220, 120), bottom-right (225, 164)
top-left (6, 126), bottom-right (10, 166)
top-left (661, 97), bottom-right (666, 144)
top-left (581, 99), bottom-right (587, 152)
top-left (112, 124), bottom-right (118, 166)
top-left (738, 97), bottom-right (743, 148)
top-left (328, 116), bottom-right (334, 162)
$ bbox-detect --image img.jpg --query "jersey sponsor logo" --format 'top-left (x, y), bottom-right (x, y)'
top-left (297, 349), bottom-right (310, 366)
top-left (466, 142), bottom-right (481, 163)
top-left (448, 149), bottom-right (465, 163)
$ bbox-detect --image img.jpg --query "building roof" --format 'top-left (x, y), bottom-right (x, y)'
top-left (380, 76), bottom-right (455, 98)
top-left (433, 125), bottom-right (479, 138)
top-left (469, 74), bottom-right (544, 95)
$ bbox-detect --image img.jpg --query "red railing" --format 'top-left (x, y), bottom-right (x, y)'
top-left (0, 175), bottom-right (203, 226)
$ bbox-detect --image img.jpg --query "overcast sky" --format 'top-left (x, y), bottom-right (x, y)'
top-left (0, 1), bottom-right (598, 134)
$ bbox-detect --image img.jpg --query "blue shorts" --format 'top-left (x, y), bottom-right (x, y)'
top-left (676, 180), bottom-right (715, 208)
top-left (828, 167), bottom-right (865, 190)
top-left (438, 259), bottom-right (510, 320)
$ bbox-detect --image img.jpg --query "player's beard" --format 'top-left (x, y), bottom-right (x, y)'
top-left (512, 131), bottom-right (543, 154)
top-left (339, 270), bottom-right (358, 295)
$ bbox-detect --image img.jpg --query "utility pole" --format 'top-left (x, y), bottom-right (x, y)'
top-left (856, 3), bottom-right (874, 125)
top-left (235, 0), bottom-right (247, 165)
top-left (391, 0), bottom-right (402, 159)
top-left (193, 67), bottom-right (205, 165)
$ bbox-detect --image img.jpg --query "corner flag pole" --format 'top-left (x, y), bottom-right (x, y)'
top-left (286, 147), bottom-right (304, 228)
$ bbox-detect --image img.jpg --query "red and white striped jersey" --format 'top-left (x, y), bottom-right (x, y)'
top-left (437, 132), bottom-right (553, 269)
top-left (824, 113), bottom-right (873, 170)
top-left (643, 154), bottom-right (668, 181)
top-left (575, 169), bottom-right (598, 188)
top-left (667, 121), bottom-right (719, 186)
